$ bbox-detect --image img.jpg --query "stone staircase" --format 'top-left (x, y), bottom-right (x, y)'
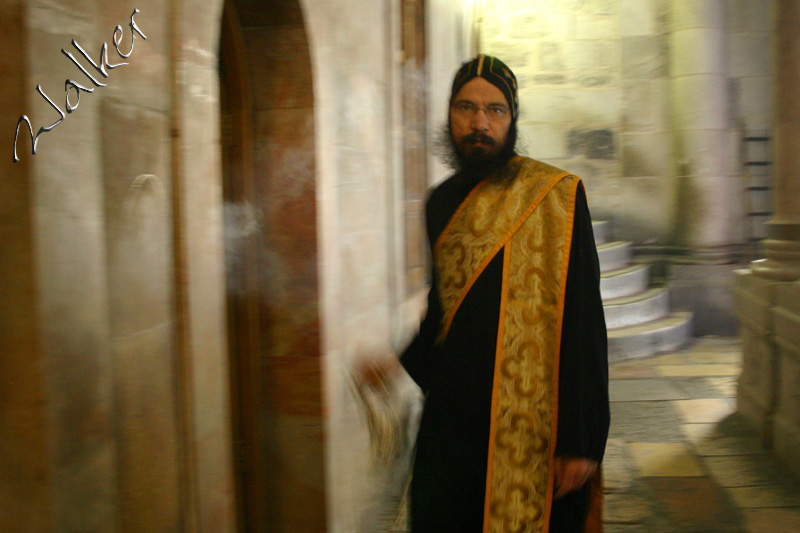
top-left (593, 221), bottom-right (692, 363)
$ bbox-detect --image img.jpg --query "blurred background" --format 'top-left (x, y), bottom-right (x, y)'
top-left (2, 0), bottom-right (798, 531)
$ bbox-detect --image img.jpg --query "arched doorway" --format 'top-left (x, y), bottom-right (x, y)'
top-left (218, 1), bottom-right (323, 530)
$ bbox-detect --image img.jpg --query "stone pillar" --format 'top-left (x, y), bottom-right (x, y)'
top-left (670, 0), bottom-right (734, 254)
top-left (751, 0), bottom-right (800, 281)
top-left (667, 0), bottom-right (743, 336)
top-left (735, 0), bottom-right (800, 471)
top-left (765, 0), bottom-right (800, 477)
top-left (20, 3), bottom-right (120, 530)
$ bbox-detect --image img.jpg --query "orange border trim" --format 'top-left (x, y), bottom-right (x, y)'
top-left (542, 177), bottom-right (582, 531)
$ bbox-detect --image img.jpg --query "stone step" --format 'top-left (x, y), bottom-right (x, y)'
top-left (607, 312), bottom-right (694, 363)
top-left (597, 241), bottom-right (632, 273)
top-left (601, 263), bottom-right (650, 300)
top-left (603, 287), bottom-right (671, 329)
top-left (592, 220), bottom-right (609, 245)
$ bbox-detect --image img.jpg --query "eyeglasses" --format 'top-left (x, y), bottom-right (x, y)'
top-left (451, 101), bottom-right (511, 121)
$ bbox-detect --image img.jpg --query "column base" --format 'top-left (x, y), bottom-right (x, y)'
top-left (774, 414), bottom-right (800, 481)
top-left (773, 282), bottom-right (800, 481)
top-left (667, 263), bottom-right (744, 336)
top-left (737, 386), bottom-right (774, 448)
top-left (733, 270), bottom-right (781, 447)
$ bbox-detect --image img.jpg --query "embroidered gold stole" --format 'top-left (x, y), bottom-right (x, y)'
top-left (434, 157), bottom-right (582, 533)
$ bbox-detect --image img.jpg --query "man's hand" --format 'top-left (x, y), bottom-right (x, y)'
top-left (553, 456), bottom-right (597, 499)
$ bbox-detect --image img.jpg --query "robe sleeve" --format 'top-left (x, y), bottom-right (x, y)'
top-left (399, 190), bottom-right (447, 394)
top-left (554, 186), bottom-right (610, 463)
top-left (398, 280), bottom-right (442, 393)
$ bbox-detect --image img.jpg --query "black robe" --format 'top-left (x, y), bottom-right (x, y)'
top-left (400, 170), bottom-right (610, 532)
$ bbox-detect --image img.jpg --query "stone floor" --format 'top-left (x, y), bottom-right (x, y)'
top-left (605, 337), bottom-right (800, 532)
top-left (376, 337), bottom-right (800, 532)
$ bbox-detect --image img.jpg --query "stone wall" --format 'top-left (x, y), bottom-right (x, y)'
top-left (309, 0), bottom-right (401, 526)
top-left (4, 1), bottom-right (785, 531)
top-left (475, 0), bottom-right (775, 335)
top-left (426, 0), bottom-right (476, 186)
top-left (1, 0), bottom-right (237, 530)
top-left (729, 0), bottom-right (774, 133)
top-left (311, 0), bottom-right (474, 529)
top-left (735, 0), bottom-right (800, 483)
top-left (477, 0), bottom-right (773, 250)
top-left (226, 1), bottom-right (326, 529)
top-left (1, 0), bottom-right (477, 530)
top-left (773, 283), bottom-right (800, 479)
top-left (479, 0), bottom-right (659, 241)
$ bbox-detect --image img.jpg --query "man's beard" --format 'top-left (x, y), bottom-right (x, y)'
top-left (434, 123), bottom-right (519, 181)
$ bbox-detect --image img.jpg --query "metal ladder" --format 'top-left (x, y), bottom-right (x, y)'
top-left (741, 132), bottom-right (773, 260)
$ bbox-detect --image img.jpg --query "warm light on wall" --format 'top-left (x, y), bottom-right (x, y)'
top-left (463, 0), bottom-right (485, 55)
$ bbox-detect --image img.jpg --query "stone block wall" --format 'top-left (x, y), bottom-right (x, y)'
top-left (479, 0), bottom-right (672, 244)
top-left (734, 270), bottom-right (781, 442)
top-left (474, 0), bottom-right (778, 336)
top-left (307, 0), bottom-right (401, 528)
top-left (729, 0), bottom-right (774, 132)
top-left (234, 3), bottom-right (325, 529)
top-left (773, 283), bottom-right (800, 479)
top-left (2, 0), bottom-right (474, 530)
top-left (426, 0), bottom-right (477, 185)
top-left (310, 0), bottom-right (476, 530)
top-left (306, 0), bottom-right (422, 529)
top-left (1, 0), bottom-right (237, 530)
top-left (729, 0), bottom-right (775, 249)
top-left (734, 275), bottom-right (800, 482)
top-left (476, 0), bottom-right (773, 252)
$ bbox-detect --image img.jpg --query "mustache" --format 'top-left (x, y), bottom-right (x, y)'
top-left (461, 132), bottom-right (496, 146)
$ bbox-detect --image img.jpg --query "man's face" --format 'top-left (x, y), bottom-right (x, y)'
top-left (449, 77), bottom-right (512, 162)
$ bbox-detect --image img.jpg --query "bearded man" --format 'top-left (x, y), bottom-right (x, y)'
top-left (365, 55), bottom-right (609, 532)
